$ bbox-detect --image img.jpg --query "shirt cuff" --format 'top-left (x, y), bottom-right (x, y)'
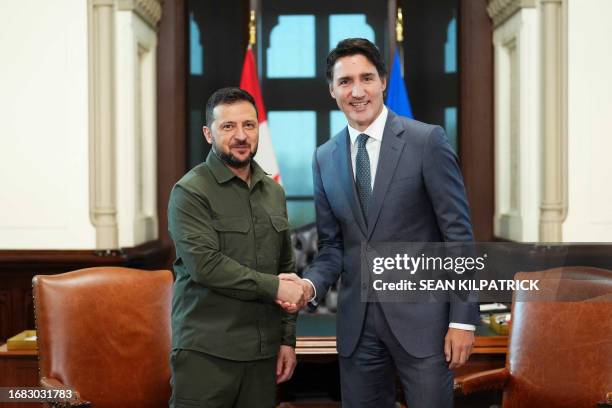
top-left (302, 278), bottom-right (317, 302)
top-left (258, 273), bottom-right (280, 302)
top-left (449, 322), bottom-right (476, 331)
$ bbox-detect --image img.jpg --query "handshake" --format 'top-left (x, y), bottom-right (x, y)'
top-left (275, 273), bottom-right (314, 313)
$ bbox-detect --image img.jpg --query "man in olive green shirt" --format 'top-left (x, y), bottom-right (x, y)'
top-left (168, 87), bottom-right (304, 408)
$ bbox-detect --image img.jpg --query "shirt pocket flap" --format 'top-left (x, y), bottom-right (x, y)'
top-left (269, 215), bottom-right (289, 232)
top-left (211, 217), bottom-right (250, 233)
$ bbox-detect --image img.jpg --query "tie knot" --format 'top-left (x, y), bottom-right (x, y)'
top-left (357, 133), bottom-right (369, 148)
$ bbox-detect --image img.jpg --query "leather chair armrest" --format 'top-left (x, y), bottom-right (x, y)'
top-left (454, 368), bottom-right (510, 395)
top-left (40, 377), bottom-right (91, 408)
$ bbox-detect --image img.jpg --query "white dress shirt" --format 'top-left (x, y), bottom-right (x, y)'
top-left (347, 106), bottom-right (388, 187)
top-left (304, 106), bottom-right (475, 331)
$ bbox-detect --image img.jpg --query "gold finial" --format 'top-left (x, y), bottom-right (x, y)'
top-left (249, 10), bottom-right (256, 46)
top-left (396, 7), bottom-right (404, 43)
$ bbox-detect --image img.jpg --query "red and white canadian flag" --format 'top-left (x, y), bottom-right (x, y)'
top-left (240, 46), bottom-right (281, 183)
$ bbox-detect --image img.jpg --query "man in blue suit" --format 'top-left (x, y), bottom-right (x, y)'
top-left (280, 38), bottom-right (480, 407)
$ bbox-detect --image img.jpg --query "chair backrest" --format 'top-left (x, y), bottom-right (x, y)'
top-left (504, 266), bottom-right (612, 408)
top-left (34, 267), bottom-right (173, 407)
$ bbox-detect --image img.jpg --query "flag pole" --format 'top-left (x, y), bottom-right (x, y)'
top-left (396, 7), bottom-right (404, 76)
top-left (386, 6), bottom-right (414, 119)
top-left (248, 9), bottom-right (256, 47)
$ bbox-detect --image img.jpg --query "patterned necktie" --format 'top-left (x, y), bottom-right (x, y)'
top-left (355, 133), bottom-right (372, 220)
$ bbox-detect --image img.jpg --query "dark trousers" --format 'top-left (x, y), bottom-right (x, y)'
top-left (339, 302), bottom-right (453, 408)
top-left (170, 349), bottom-right (276, 408)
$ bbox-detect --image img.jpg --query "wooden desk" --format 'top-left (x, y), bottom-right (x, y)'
top-left (0, 343), bottom-right (38, 385)
top-left (284, 314), bottom-right (508, 405)
top-left (295, 314), bottom-right (507, 364)
top-left (0, 343), bottom-right (40, 408)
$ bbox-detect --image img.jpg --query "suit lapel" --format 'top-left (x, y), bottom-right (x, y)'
top-left (333, 130), bottom-right (368, 236)
top-left (367, 111), bottom-right (406, 239)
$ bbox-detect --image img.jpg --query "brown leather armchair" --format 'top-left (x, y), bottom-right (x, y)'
top-left (455, 266), bottom-right (612, 408)
top-left (33, 267), bottom-right (173, 407)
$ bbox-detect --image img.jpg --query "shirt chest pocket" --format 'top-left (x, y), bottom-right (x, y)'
top-left (211, 217), bottom-right (251, 261)
top-left (265, 215), bottom-right (289, 264)
top-left (269, 215), bottom-right (289, 233)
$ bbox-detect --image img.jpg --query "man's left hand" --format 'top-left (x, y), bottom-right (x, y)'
top-left (444, 327), bottom-right (474, 369)
top-left (276, 345), bottom-right (297, 384)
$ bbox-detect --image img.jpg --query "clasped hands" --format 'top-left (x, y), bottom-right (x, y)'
top-left (275, 273), bottom-right (313, 313)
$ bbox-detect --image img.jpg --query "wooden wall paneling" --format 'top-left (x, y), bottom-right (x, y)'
top-left (0, 241), bottom-right (170, 342)
top-left (1, 276), bottom-right (32, 342)
top-left (0, 290), bottom-right (11, 341)
top-left (157, 0), bottom-right (188, 268)
top-left (458, 0), bottom-right (494, 241)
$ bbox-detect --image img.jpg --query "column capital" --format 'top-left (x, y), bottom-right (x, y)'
top-left (117, 0), bottom-right (163, 30)
top-left (91, 0), bottom-right (115, 6)
top-left (487, 0), bottom-right (536, 28)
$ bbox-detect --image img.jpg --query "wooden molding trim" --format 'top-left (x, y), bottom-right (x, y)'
top-left (0, 240), bottom-right (171, 273)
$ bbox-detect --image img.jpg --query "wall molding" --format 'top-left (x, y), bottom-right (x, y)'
top-left (487, 0), bottom-right (536, 27)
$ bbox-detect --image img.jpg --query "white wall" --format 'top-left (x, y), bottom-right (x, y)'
top-left (0, 1), bottom-right (160, 250)
top-left (563, 0), bottom-right (612, 241)
top-left (0, 1), bottom-right (96, 249)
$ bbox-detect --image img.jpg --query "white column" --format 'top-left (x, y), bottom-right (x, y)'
top-left (115, 0), bottom-right (161, 247)
top-left (88, 0), bottom-right (119, 251)
top-left (88, 0), bottom-right (162, 250)
top-left (489, 0), bottom-right (540, 242)
top-left (538, 0), bottom-right (567, 242)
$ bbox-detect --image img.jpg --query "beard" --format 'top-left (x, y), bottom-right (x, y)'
top-left (212, 142), bottom-right (258, 169)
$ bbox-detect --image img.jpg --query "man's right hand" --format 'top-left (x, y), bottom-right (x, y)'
top-left (276, 278), bottom-right (304, 306)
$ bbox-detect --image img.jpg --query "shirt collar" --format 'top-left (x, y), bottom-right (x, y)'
top-left (348, 105), bottom-right (388, 146)
top-left (206, 151), bottom-right (267, 186)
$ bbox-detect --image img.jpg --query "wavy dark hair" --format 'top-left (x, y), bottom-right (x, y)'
top-left (205, 87), bottom-right (258, 126)
top-left (326, 38), bottom-right (387, 83)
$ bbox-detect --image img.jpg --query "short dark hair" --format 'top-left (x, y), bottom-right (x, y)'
top-left (205, 87), bottom-right (258, 126)
top-left (326, 38), bottom-right (387, 83)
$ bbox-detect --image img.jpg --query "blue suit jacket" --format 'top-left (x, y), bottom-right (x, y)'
top-left (304, 110), bottom-right (480, 358)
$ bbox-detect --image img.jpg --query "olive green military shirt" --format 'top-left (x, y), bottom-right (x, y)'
top-left (168, 152), bottom-right (296, 361)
